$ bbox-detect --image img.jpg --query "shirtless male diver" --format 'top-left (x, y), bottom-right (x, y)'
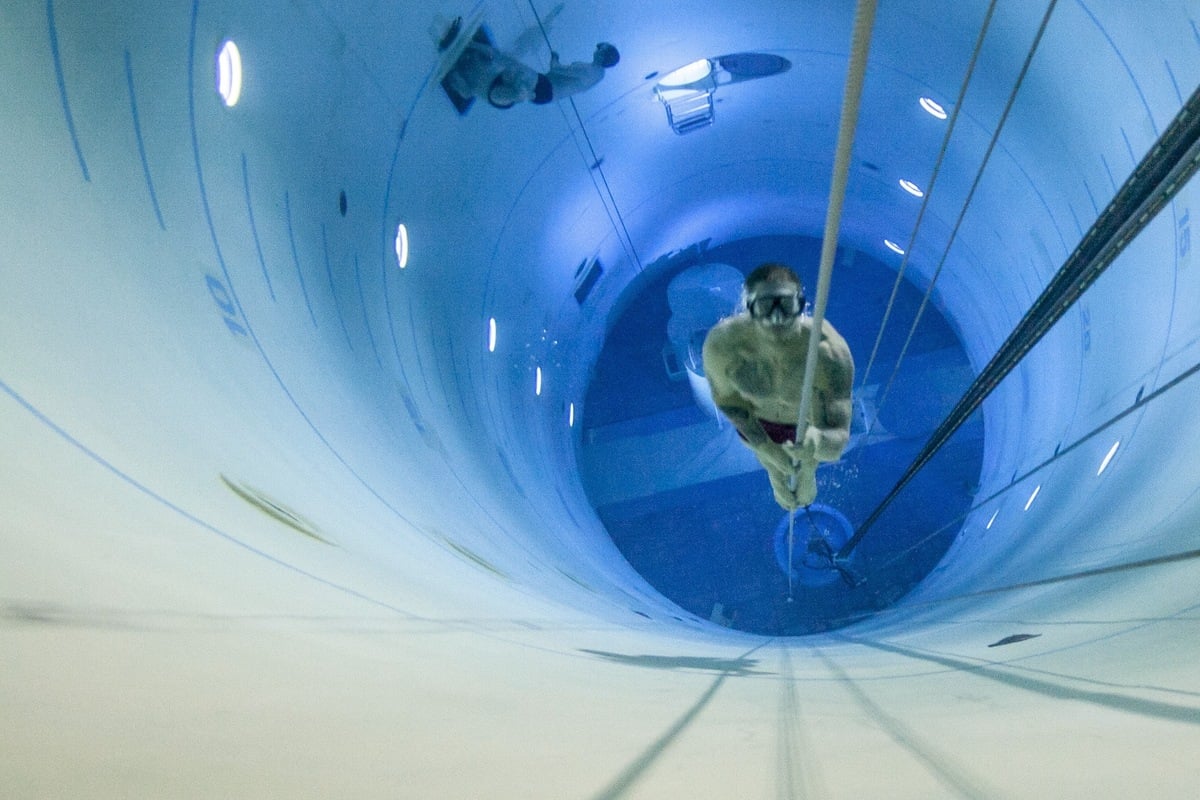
top-left (702, 263), bottom-right (854, 510)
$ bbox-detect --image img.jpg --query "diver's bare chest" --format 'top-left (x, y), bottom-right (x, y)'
top-left (727, 348), bottom-right (803, 400)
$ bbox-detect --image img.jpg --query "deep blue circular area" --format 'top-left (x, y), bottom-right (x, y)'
top-left (773, 504), bottom-right (853, 588)
top-left (580, 233), bottom-right (983, 635)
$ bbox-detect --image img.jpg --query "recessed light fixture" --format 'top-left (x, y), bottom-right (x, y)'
top-left (919, 96), bottom-right (947, 119)
top-left (394, 223), bottom-right (409, 269)
top-left (216, 40), bottom-right (243, 107)
top-left (899, 179), bottom-right (925, 198)
top-left (487, 318), bottom-right (497, 352)
top-left (884, 239), bottom-right (905, 255)
top-left (656, 58), bottom-right (714, 93)
top-left (569, 402), bottom-right (575, 427)
top-left (1024, 485), bottom-right (1041, 511)
top-left (1097, 440), bottom-right (1120, 475)
top-left (986, 509), bottom-right (999, 530)
top-left (535, 367), bottom-right (543, 396)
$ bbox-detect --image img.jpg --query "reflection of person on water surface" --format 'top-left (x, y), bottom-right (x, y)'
top-left (445, 39), bottom-right (620, 108)
top-left (702, 263), bottom-right (854, 510)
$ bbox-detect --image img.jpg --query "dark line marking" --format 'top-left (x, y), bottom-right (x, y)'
top-left (481, 133), bottom-right (570, 312)
top-left (353, 254), bottom-right (383, 368)
top-left (1120, 126), bottom-right (1138, 166)
top-left (407, 297), bottom-right (428, 392)
top-left (221, 475), bottom-right (334, 545)
top-left (1075, 0), bottom-right (1159, 135)
top-left (46, 0), bottom-right (89, 181)
top-left (988, 633), bottom-right (1042, 648)
top-left (1100, 152), bottom-right (1117, 193)
top-left (589, 641), bottom-right (770, 799)
top-left (438, 536), bottom-right (510, 580)
top-left (321, 224), bottom-right (354, 352)
top-left (1190, 18), bottom-right (1200, 50)
top-left (1067, 202), bottom-right (1084, 238)
top-left (186, 0), bottom-right (419, 537)
top-left (180, 0), bottom-right (579, 632)
top-left (816, 649), bottom-right (999, 798)
top-left (966, 547), bottom-right (1200, 600)
top-left (381, 249), bottom-right (410, 385)
top-left (240, 154), bottom-right (275, 301)
top-left (0, 376), bottom-right (409, 617)
top-left (998, 144), bottom-right (1071, 255)
top-left (187, 0), bottom-right (244, 325)
top-left (284, 191), bottom-right (318, 327)
top-left (927, 354), bottom-right (1200, 563)
top-left (1082, 178), bottom-right (1099, 215)
top-left (446, 335), bottom-right (472, 421)
top-left (776, 645), bottom-right (803, 800)
top-left (841, 546), bottom-right (1200, 632)
top-left (123, 50), bottom-right (165, 230)
top-left (1165, 60), bottom-right (1184, 105)
top-left (847, 637), bottom-right (1200, 727)
top-left (179, 1), bottom-right (559, 624)
top-left (379, 132), bottom-right (409, 384)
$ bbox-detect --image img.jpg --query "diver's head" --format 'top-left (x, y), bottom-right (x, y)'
top-left (594, 42), bottom-right (620, 68)
top-left (744, 263), bottom-right (805, 329)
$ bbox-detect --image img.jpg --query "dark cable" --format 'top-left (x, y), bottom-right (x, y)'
top-left (838, 78), bottom-right (1200, 563)
top-left (526, 0), bottom-right (643, 271)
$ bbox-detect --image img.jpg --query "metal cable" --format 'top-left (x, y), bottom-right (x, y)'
top-left (867, 0), bottom-right (1059, 439)
top-left (527, 0), bottom-right (643, 271)
top-left (838, 76), bottom-right (1200, 563)
top-left (855, 0), bottom-right (998, 399)
top-left (876, 349), bottom-right (1200, 572)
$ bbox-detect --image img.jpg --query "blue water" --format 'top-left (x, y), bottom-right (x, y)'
top-left (580, 235), bottom-right (984, 635)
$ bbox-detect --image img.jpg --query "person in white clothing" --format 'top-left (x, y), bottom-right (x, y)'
top-left (447, 40), bottom-right (619, 108)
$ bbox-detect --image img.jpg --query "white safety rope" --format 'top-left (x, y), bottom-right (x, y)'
top-left (856, 0), bottom-right (997, 398)
top-left (787, 0), bottom-right (877, 599)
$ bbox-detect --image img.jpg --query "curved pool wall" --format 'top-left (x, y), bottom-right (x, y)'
top-left (581, 234), bottom-right (983, 636)
top-left (4, 1), bottom-right (1200, 796)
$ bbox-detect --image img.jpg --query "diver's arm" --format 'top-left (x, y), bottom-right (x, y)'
top-left (713, 383), bottom-right (799, 477)
top-left (703, 328), bottom-right (772, 447)
top-left (808, 392), bottom-right (852, 462)
top-left (804, 335), bottom-right (855, 462)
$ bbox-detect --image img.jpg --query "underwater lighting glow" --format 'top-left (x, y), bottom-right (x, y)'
top-left (658, 58), bottom-right (714, 88)
top-left (535, 367), bottom-right (543, 396)
top-left (1024, 485), bottom-right (1041, 511)
top-left (216, 40), bottom-right (243, 107)
top-left (884, 239), bottom-right (905, 255)
top-left (899, 179), bottom-right (925, 198)
top-left (394, 223), bottom-right (409, 269)
top-left (569, 402), bottom-right (575, 427)
top-left (1097, 440), bottom-right (1121, 475)
top-left (919, 96), bottom-right (947, 119)
top-left (487, 318), bottom-right (497, 352)
top-left (986, 509), bottom-right (999, 530)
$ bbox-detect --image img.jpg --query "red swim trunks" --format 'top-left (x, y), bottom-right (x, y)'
top-left (738, 419), bottom-right (798, 445)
